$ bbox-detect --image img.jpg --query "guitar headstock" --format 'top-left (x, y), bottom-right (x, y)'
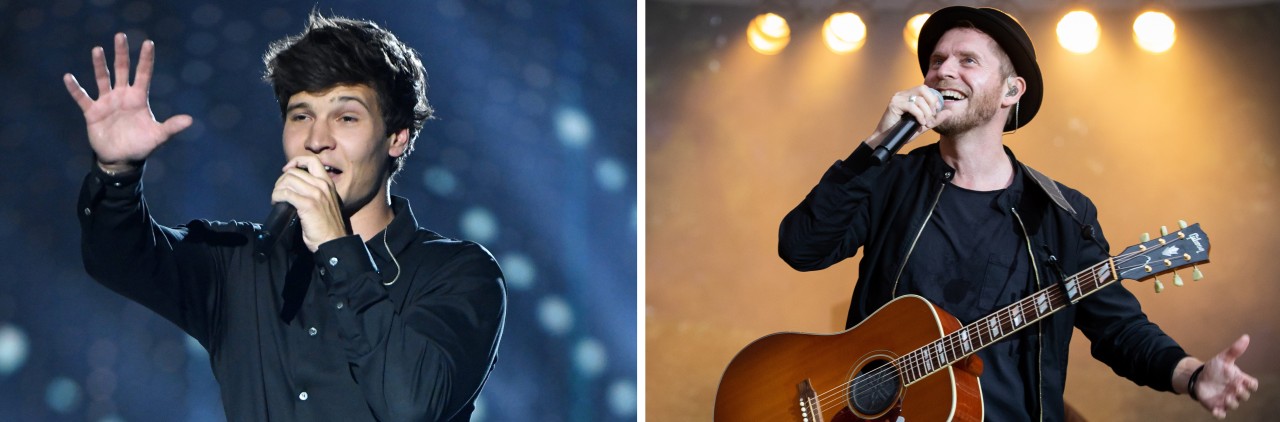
top-left (1115, 221), bottom-right (1210, 292)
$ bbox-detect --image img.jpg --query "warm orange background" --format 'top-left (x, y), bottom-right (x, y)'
top-left (647, 3), bottom-right (1280, 420)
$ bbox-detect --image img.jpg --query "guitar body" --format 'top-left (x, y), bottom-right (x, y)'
top-left (714, 295), bottom-right (984, 422)
top-left (715, 223), bottom-right (1211, 421)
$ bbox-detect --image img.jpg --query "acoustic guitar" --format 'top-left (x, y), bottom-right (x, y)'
top-left (714, 222), bottom-right (1210, 421)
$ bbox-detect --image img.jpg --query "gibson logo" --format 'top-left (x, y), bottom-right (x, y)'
top-left (1188, 233), bottom-right (1206, 253)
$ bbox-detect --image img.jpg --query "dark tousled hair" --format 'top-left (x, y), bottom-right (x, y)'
top-left (262, 12), bottom-right (432, 180)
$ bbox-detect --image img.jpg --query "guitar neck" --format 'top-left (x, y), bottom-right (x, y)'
top-left (894, 223), bottom-right (1208, 385)
top-left (896, 257), bottom-right (1118, 385)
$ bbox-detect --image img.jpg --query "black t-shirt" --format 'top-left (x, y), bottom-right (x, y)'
top-left (897, 179), bottom-right (1038, 420)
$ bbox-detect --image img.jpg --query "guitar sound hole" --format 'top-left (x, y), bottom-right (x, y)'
top-left (848, 358), bottom-right (901, 416)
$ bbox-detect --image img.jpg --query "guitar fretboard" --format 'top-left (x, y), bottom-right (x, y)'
top-left (896, 258), bottom-right (1117, 385)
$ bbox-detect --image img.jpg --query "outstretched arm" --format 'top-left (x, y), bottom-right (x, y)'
top-left (1170, 334), bottom-right (1259, 419)
top-left (72, 34), bottom-right (218, 345)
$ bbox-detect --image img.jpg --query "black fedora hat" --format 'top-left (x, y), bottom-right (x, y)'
top-left (917, 6), bottom-right (1042, 131)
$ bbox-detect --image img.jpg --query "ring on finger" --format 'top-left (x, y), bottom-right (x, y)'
top-left (908, 95), bottom-right (918, 104)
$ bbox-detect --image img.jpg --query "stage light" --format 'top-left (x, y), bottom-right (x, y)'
top-left (904, 13), bottom-right (930, 53)
top-left (747, 13), bottom-right (791, 55)
top-left (823, 12), bottom-right (867, 54)
top-left (1056, 11), bottom-right (1100, 54)
top-left (1134, 11), bottom-right (1176, 53)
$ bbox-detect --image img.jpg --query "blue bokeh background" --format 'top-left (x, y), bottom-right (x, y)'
top-left (0, 0), bottom-right (637, 420)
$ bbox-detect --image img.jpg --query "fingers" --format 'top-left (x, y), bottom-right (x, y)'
top-left (282, 155), bottom-right (331, 180)
top-left (899, 85), bottom-right (942, 127)
top-left (916, 86), bottom-right (943, 115)
top-left (135, 40), bottom-right (155, 90)
top-left (92, 46), bottom-right (110, 96)
top-left (161, 114), bottom-right (194, 137)
top-left (272, 170), bottom-right (331, 208)
top-left (275, 156), bottom-right (336, 206)
top-left (63, 73), bottom-right (94, 112)
top-left (271, 160), bottom-right (345, 252)
top-left (113, 33), bottom-right (131, 89)
top-left (1222, 334), bottom-right (1250, 363)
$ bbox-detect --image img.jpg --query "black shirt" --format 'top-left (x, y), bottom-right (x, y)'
top-left (897, 172), bottom-right (1036, 420)
top-left (78, 165), bottom-right (506, 421)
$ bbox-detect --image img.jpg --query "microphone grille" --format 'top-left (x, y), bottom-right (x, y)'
top-left (926, 88), bottom-right (944, 112)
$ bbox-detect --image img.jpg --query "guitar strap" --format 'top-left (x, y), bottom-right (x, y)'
top-left (1019, 162), bottom-right (1101, 245)
top-left (1020, 163), bottom-right (1079, 223)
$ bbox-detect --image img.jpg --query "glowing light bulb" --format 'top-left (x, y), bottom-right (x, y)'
top-left (1057, 11), bottom-right (1100, 54)
top-left (904, 13), bottom-right (930, 53)
top-left (1134, 11), bottom-right (1176, 53)
top-left (747, 13), bottom-right (790, 55)
top-left (824, 12), bottom-right (867, 54)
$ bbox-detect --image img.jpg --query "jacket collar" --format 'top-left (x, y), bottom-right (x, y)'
top-left (915, 142), bottom-right (1027, 212)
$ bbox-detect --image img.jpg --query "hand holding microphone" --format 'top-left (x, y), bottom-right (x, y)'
top-left (256, 156), bottom-right (349, 259)
top-left (870, 87), bottom-right (946, 164)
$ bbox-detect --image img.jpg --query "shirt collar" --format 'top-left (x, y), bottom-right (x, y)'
top-left (367, 195), bottom-right (419, 262)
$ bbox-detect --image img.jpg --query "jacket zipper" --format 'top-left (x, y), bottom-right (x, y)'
top-left (1011, 207), bottom-right (1045, 422)
top-left (890, 182), bottom-right (947, 297)
top-left (888, 183), bottom-right (1050, 419)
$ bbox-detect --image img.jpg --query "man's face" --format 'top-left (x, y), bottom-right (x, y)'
top-left (282, 84), bottom-right (399, 214)
top-left (924, 28), bottom-right (1012, 136)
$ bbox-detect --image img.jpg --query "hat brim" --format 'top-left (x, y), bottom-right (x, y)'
top-left (917, 6), bottom-right (1042, 131)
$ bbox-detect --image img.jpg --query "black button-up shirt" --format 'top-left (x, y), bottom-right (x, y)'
top-left (78, 165), bottom-right (506, 421)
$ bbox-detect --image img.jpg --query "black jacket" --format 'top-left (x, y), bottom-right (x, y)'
top-left (779, 142), bottom-right (1187, 421)
top-left (78, 165), bottom-right (506, 421)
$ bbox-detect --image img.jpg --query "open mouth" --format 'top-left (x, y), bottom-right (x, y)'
top-left (939, 89), bottom-right (967, 103)
top-left (323, 165), bottom-right (343, 176)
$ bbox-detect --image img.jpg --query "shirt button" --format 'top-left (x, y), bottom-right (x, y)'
top-left (329, 257), bottom-right (339, 266)
top-left (83, 208), bottom-right (92, 216)
top-left (112, 182), bottom-right (122, 187)
top-left (299, 391), bottom-right (308, 401)
top-left (335, 302), bottom-right (344, 310)
top-left (319, 268), bottom-right (326, 276)
top-left (308, 327), bottom-right (318, 336)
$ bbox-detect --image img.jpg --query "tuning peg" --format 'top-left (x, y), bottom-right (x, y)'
top-left (1192, 265), bottom-right (1204, 281)
top-left (1140, 233), bottom-right (1150, 242)
top-left (1153, 277), bottom-right (1165, 293)
top-left (1173, 272), bottom-right (1184, 287)
top-left (1179, 220), bottom-right (1188, 229)
top-left (1161, 226), bottom-right (1169, 236)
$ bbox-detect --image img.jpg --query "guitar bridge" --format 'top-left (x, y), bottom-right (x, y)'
top-left (797, 379), bottom-right (824, 422)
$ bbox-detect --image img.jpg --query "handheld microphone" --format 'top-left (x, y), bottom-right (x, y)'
top-left (871, 88), bottom-right (944, 164)
top-left (255, 202), bottom-right (296, 260)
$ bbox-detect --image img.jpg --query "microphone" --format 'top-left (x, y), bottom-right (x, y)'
top-left (255, 202), bottom-right (296, 260)
top-left (871, 88), bottom-right (944, 164)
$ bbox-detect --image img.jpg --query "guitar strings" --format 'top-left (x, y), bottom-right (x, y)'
top-left (813, 248), bottom-right (1162, 411)
top-left (812, 261), bottom-right (1110, 410)
top-left (809, 248), bottom-right (1162, 412)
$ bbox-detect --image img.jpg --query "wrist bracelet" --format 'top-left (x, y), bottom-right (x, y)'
top-left (1188, 364), bottom-right (1205, 401)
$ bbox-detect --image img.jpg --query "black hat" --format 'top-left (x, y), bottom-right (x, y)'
top-left (917, 6), bottom-right (1042, 131)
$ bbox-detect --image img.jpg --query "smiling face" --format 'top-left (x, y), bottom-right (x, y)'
top-left (282, 83), bottom-right (406, 215)
top-left (925, 27), bottom-right (1019, 136)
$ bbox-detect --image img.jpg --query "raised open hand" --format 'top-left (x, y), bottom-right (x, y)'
top-left (1195, 334), bottom-right (1260, 419)
top-left (63, 33), bottom-right (192, 173)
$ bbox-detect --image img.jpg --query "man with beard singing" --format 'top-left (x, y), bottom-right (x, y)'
top-left (778, 6), bottom-right (1256, 420)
